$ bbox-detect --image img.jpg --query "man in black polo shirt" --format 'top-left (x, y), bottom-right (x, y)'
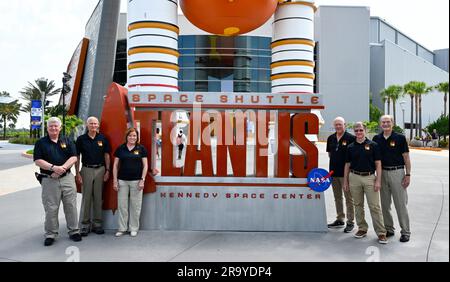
top-left (343, 122), bottom-right (388, 244)
top-left (33, 117), bottom-right (81, 246)
top-left (75, 116), bottom-right (111, 236)
top-left (326, 117), bottom-right (356, 232)
top-left (373, 115), bottom-right (411, 242)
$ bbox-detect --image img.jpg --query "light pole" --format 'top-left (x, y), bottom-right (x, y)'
top-left (40, 90), bottom-right (45, 138)
top-left (399, 100), bottom-right (406, 130)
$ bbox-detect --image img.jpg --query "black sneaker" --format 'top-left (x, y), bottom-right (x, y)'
top-left (344, 223), bottom-right (354, 233)
top-left (328, 220), bottom-right (345, 228)
top-left (92, 228), bottom-right (105, 235)
top-left (80, 228), bottom-right (90, 237)
top-left (69, 233), bottom-right (82, 242)
top-left (400, 234), bottom-right (410, 242)
top-left (44, 238), bottom-right (55, 246)
top-left (386, 230), bottom-right (395, 237)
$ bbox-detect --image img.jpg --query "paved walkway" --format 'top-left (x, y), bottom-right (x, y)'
top-left (0, 140), bottom-right (448, 262)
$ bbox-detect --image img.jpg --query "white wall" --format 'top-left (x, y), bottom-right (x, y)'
top-left (315, 6), bottom-right (371, 136)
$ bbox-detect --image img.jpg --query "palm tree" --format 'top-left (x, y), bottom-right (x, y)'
top-left (435, 82), bottom-right (449, 116)
top-left (380, 88), bottom-right (391, 115)
top-left (403, 81), bottom-right (431, 138)
top-left (0, 92), bottom-right (21, 139)
top-left (380, 85), bottom-right (403, 125)
top-left (19, 78), bottom-right (61, 137)
top-left (404, 82), bottom-right (417, 140)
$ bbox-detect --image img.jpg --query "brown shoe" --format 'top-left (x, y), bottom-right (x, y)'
top-left (378, 234), bottom-right (388, 244)
top-left (354, 230), bottom-right (367, 238)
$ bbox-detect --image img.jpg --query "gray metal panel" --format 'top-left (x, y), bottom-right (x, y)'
top-left (370, 44), bottom-right (386, 111)
top-left (397, 33), bottom-right (416, 55)
top-left (417, 45), bottom-right (435, 64)
top-left (77, 0), bottom-right (121, 122)
top-left (379, 21), bottom-right (396, 44)
top-left (369, 18), bottom-right (379, 43)
top-left (434, 49), bottom-right (449, 72)
top-left (103, 186), bottom-right (328, 232)
top-left (315, 6), bottom-right (370, 134)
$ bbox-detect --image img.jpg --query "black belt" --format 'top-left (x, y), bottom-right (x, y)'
top-left (382, 166), bottom-right (405, 171)
top-left (351, 170), bottom-right (375, 176)
top-left (83, 164), bottom-right (104, 168)
top-left (36, 171), bottom-right (69, 183)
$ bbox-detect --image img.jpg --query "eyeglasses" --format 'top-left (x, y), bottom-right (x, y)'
top-left (354, 129), bottom-right (364, 132)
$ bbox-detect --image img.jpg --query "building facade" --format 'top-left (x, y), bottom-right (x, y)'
top-left (72, 2), bottom-right (449, 139)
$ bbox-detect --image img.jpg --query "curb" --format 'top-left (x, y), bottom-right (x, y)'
top-left (22, 152), bottom-right (33, 159)
top-left (410, 147), bottom-right (443, 152)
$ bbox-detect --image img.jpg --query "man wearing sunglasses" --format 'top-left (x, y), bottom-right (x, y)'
top-left (373, 115), bottom-right (411, 243)
top-left (343, 122), bottom-right (388, 244)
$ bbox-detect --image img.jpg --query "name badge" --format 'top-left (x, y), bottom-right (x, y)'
top-left (365, 144), bottom-right (371, 151)
top-left (133, 150), bottom-right (140, 155)
top-left (60, 142), bottom-right (67, 149)
top-left (97, 141), bottom-right (103, 147)
top-left (390, 140), bottom-right (396, 147)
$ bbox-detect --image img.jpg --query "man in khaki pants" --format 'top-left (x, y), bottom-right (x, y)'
top-left (373, 115), bottom-right (411, 242)
top-left (343, 122), bottom-right (388, 244)
top-left (75, 117), bottom-right (111, 236)
top-left (326, 117), bottom-right (356, 233)
top-left (34, 117), bottom-right (82, 246)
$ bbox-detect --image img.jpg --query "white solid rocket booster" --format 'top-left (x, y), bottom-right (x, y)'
top-left (127, 0), bottom-right (180, 92)
top-left (272, 0), bottom-right (316, 94)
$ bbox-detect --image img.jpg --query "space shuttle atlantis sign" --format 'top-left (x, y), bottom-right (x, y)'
top-left (103, 0), bottom-right (327, 231)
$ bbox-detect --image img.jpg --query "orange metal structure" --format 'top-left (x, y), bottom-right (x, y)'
top-left (179, 0), bottom-right (278, 35)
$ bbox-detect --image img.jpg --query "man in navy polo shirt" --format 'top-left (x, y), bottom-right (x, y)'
top-left (75, 116), bottom-right (111, 236)
top-left (33, 117), bottom-right (81, 246)
top-left (373, 115), bottom-right (411, 242)
top-left (326, 117), bottom-right (356, 233)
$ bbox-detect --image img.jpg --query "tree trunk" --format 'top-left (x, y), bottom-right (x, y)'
top-left (393, 100), bottom-right (397, 126)
top-left (415, 95), bottom-right (419, 137)
top-left (419, 95), bottom-right (422, 136)
top-left (410, 95), bottom-right (414, 141)
top-left (387, 99), bottom-right (391, 115)
top-left (3, 116), bottom-right (6, 140)
top-left (445, 92), bottom-right (448, 117)
top-left (29, 113), bottom-right (32, 138)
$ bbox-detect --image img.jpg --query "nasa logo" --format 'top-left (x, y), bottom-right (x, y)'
top-left (307, 168), bottom-right (333, 192)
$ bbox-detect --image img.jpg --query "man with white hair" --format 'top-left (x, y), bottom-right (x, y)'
top-left (373, 115), bottom-right (411, 242)
top-left (75, 116), bottom-right (111, 236)
top-left (326, 117), bottom-right (356, 232)
top-left (33, 117), bottom-right (81, 246)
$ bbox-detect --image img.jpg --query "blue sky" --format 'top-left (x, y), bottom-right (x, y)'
top-left (0, 0), bottom-right (448, 128)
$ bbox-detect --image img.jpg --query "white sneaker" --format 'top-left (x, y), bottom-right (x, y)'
top-left (130, 231), bottom-right (138, 237)
top-left (115, 231), bottom-right (125, 237)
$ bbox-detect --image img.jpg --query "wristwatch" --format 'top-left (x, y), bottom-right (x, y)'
top-left (405, 174), bottom-right (411, 176)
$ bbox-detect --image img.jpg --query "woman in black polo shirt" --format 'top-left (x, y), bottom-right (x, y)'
top-left (112, 128), bottom-right (148, 237)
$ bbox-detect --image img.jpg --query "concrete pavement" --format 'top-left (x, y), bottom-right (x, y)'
top-left (0, 140), bottom-right (448, 262)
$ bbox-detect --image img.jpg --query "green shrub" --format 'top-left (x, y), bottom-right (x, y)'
top-left (26, 149), bottom-right (34, 154)
top-left (9, 137), bottom-right (38, 145)
top-left (393, 125), bottom-right (404, 134)
top-left (439, 140), bottom-right (448, 148)
top-left (427, 115), bottom-right (449, 140)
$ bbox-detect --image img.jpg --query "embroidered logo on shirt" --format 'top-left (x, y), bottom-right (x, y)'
top-left (365, 144), bottom-right (371, 151)
top-left (97, 141), bottom-right (103, 147)
top-left (60, 142), bottom-right (67, 149)
top-left (133, 150), bottom-right (140, 155)
top-left (390, 140), bottom-right (396, 147)
top-left (342, 140), bottom-right (347, 146)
